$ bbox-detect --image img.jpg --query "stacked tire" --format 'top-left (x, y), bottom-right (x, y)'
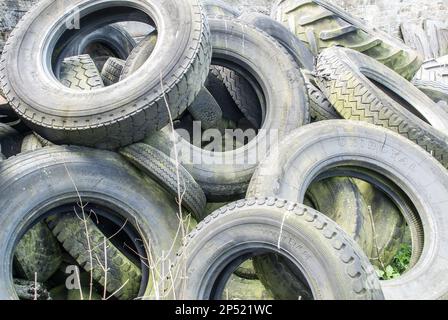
top-left (0, 0), bottom-right (446, 301)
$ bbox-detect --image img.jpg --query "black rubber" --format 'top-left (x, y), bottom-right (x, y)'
top-left (119, 143), bottom-right (207, 221)
top-left (240, 11), bottom-right (314, 70)
top-left (0, 122), bottom-right (21, 158)
top-left (247, 120), bottom-right (448, 300)
top-left (0, 146), bottom-right (182, 300)
top-left (272, 0), bottom-right (422, 80)
top-left (59, 55), bottom-right (104, 90)
top-left (0, 0), bottom-right (212, 149)
top-left (101, 58), bottom-right (125, 87)
top-left (315, 47), bottom-right (448, 169)
top-left (167, 198), bottom-right (384, 300)
top-left (187, 87), bottom-right (223, 130)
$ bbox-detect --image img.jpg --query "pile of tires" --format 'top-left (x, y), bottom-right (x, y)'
top-left (0, 0), bottom-right (446, 300)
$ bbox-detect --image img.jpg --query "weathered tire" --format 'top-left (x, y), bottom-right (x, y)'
top-left (168, 198), bottom-right (384, 300)
top-left (56, 24), bottom-right (136, 73)
top-left (233, 259), bottom-right (258, 281)
top-left (423, 19), bottom-right (448, 58)
top-left (101, 58), bottom-right (125, 87)
top-left (302, 71), bottom-right (340, 121)
top-left (47, 214), bottom-right (141, 300)
top-left (412, 56), bottom-right (448, 104)
top-left (247, 120), bottom-right (448, 300)
top-left (0, 0), bottom-right (211, 149)
top-left (272, 0), bottom-right (422, 80)
top-left (146, 18), bottom-right (309, 201)
top-left (20, 134), bottom-right (43, 152)
top-left (0, 146), bottom-right (181, 300)
top-left (14, 222), bottom-right (62, 283)
top-left (59, 55), bottom-right (104, 90)
top-left (354, 179), bottom-right (406, 268)
top-left (0, 122), bottom-right (21, 158)
top-left (119, 143), bottom-right (207, 221)
top-left (400, 22), bottom-right (433, 60)
top-left (187, 87), bottom-right (223, 130)
top-left (211, 65), bottom-right (263, 129)
top-left (119, 33), bottom-right (158, 80)
top-left (315, 47), bottom-right (448, 169)
top-left (240, 11), bottom-right (314, 70)
top-left (306, 177), bottom-right (373, 255)
top-left (202, 0), bottom-right (240, 17)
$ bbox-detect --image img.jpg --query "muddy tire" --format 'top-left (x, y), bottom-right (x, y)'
top-left (315, 47), bottom-right (448, 169)
top-left (101, 58), bottom-right (125, 87)
top-left (47, 214), bottom-right (141, 300)
top-left (272, 0), bottom-right (422, 80)
top-left (0, 146), bottom-right (182, 300)
top-left (119, 143), bottom-right (207, 221)
top-left (247, 120), bottom-right (448, 300)
top-left (412, 56), bottom-right (448, 104)
top-left (169, 198), bottom-right (384, 300)
top-left (240, 11), bottom-right (314, 70)
top-left (146, 18), bottom-right (309, 201)
top-left (0, 0), bottom-right (211, 149)
top-left (14, 222), bottom-right (62, 283)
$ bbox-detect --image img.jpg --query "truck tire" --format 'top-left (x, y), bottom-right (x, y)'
top-left (101, 58), bottom-right (125, 87)
top-left (0, 146), bottom-right (182, 300)
top-left (56, 24), bottom-right (136, 73)
top-left (146, 18), bottom-right (309, 201)
top-left (412, 56), bottom-right (448, 104)
top-left (272, 0), bottom-right (422, 80)
top-left (187, 87), bottom-right (223, 130)
top-left (0, 123), bottom-right (21, 158)
top-left (202, 0), bottom-right (240, 17)
top-left (119, 143), bottom-right (207, 221)
top-left (240, 11), bottom-right (314, 70)
top-left (400, 22), bottom-right (433, 60)
top-left (0, 0), bottom-right (211, 149)
top-left (59, 55), bottom-right (104, 90)
top-left (168, 198), bottom-right (384, 300)
top-left (247, 120), bottom-right (448, 300)
top-left (47, 214), bottom-right (141, 300)
top-left (315, 47), bottom-right (448, 169)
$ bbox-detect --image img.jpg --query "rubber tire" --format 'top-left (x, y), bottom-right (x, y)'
top-left (302, 71), bottom-right (340, 121)
top-left (59, 55), bottom-right (104, 90)
top-left (187, 87), bottom-right (223, 130)
top-left (211, 65), bottom-right (263, 129)
top-left (47, 214), bottom-right (141, 300)
top-left (423, 19), bottom-right (448, 58)
top-left (202, 0), bottom-right (240, 17)
top-left (145, 17), bottom-right (309, 201)
top-left (101, 58), bottom-right (125, 87)
top-left (0, 0), bottom-right (211, 149)
top-left (272, 0), bottom-right (422, 80)
top-left (14, 221), bottom-right (62, 283)
top-left (0, 122), bottom-right (21, 158)
top-left (119, 33), bottom-right (158, 80)
top-left (56, 24), bottom-right (136, 74)
top-left (239, 11), bottom-right (314, 70)
top-left (247, 120), bottom-right (448, 300)
top-left (400, 22), bottom-right (433, 60)
top-left (315, 47), bottom-right (448, 169)
top-left (0, 146), bottom-right (181, 300)
top-left (354, 179), bottom-right (406, 268)
top-left (168, 198), bottom-right (384, 300)
top-left (412, 56), bottom-right (448, 104)
top-left (119, 143), bottom-right (207, 221)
